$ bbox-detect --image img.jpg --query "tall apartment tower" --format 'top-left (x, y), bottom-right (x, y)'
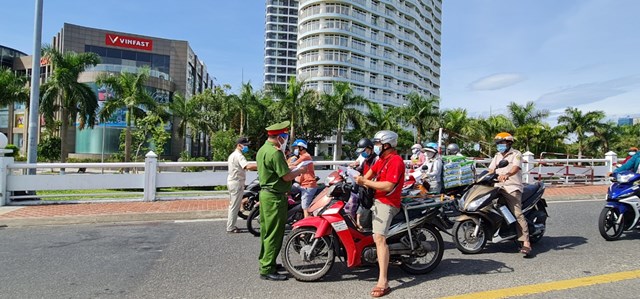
top-left (296, 0), bottom-right (442, 106)
top-left (263, 0), bottom-right (300, 89)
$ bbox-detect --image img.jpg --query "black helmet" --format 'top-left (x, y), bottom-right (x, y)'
top-left (356, 138), bottom-right (374, 153)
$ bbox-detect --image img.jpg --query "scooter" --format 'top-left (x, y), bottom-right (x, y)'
top-left (452, 160), bottom-right (548, 254)
top-left (238, 178), bottom-right (261, 220)
top-left (281, 167), bottom-right (445, 281)
top-left (246, 182), bottom-right (325, 237)
top-left (598, 171), bottom-right (640, 240)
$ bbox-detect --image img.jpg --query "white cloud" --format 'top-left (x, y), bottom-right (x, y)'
top-left (468, 73), bottom-right (527, 91)
top-left (536, 76), bottom-right (640, 110)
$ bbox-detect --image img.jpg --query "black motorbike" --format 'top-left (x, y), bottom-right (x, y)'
top-left (246, 183), bottom-right (325, 237)
top-left (237, 178), bottom-right (261, 220)
top-left (452, 160), bottom-right (548, 254)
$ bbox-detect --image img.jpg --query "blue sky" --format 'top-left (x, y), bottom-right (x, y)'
top-left (1, 0), bottom-right (639, 121)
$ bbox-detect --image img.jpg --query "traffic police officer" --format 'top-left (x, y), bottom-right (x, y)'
top-left (256, 121), bottom-right (307, 281)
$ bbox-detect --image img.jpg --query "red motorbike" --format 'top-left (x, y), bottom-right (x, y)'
top-left (281, 167), bottom-right (445, 281)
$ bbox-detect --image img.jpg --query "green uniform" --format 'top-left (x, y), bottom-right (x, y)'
top-left (257, 140), bottom-right (292, 275)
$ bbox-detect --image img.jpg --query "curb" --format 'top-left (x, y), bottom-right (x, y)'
top-left (0, 210), bottom-right (228, 228)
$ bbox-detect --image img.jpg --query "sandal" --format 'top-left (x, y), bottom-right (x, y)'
top-left (520, 246), bottom-right (531, 256)
top-left (227, 228), bottom-right (242, 234)
top-left (371, 286), bottom-right (391, 298)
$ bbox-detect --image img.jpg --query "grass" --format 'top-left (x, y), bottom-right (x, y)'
top-left (36, 187), bottom-right (228, 201)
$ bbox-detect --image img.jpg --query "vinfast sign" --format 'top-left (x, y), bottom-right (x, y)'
top-left (105, 34), bottom-right (153, 51)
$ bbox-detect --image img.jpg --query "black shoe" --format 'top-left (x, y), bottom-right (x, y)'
top-left (275, 263), bottom-right (286, 272)
top-left (260, 273), bottom-right (288, 281)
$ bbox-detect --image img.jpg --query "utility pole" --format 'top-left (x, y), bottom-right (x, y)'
top-left (26, 0), bottom-right (44, 175)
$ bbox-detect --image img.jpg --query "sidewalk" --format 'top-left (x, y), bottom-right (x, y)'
top-left (0, 185), bottom-right (608, 227)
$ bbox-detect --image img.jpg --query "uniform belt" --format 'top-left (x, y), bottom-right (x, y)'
top-left (261, 188), bottom-right (286, 196)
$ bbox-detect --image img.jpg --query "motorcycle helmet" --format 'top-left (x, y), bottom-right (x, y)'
top-left (447, 143), bottom-right (460, 155)
top-left (494, 132), bottom-right (514, 144)
top-left (424, 142), bottom-right (438, 150)
top-left (373, 130), bottom-right (398, 147)
top-left (291, 139), bottom-right (308, 149)
top-left (356, 138), bottom-right (374, 153)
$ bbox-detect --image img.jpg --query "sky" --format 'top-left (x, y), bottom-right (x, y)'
top-left (1, 0), bottom-right (639, 122)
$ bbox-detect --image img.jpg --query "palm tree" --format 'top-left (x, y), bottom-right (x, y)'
top-left (440, 108), bottom-right (478, 147)
top-left (507, 101), bottom-right (549, 152)
top-left (96, 68), bottom-right (162, 163)
top-left (591, 121), bottom-right (619, 155)
top-left (477, 115), bottom-right (515, 157)
top-left (40, 47), bottom-right (100, 163)
top-left (0, 67), bottom-right (29, 106)
top-left (556, 107), bottom-right (605, 159)
top-left (399, 92), bottom-right (439, 144)
top-left (234, 82), bottom-right (259, 136)
top-left (168, 93), bottom-right (198, 153)
top-left (269, 76), bottom-right (314, 143)
top-left (323, 81), bottom-right (368, 160)
top-left (365, 102), bottom-right (401, 134)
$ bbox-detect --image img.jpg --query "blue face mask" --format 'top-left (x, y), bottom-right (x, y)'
top-left (374, 145), bottom-right (382, 156)
top-left (497, 144), bottom-right (508, 153)
top-left (241, 146), bottom-right (249, 153)
top-left (361, 151), bottom-right (370, 158)
top-left (293, 149), bottom-right (300, 156)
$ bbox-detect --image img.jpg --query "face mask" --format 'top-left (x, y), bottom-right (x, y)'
top-left (497, 144), bottom-right (508, 153)
top-left (361, 151), bottom-right (370, 159)
top-left (373, 145), bottom-right (382, 156)
top-left (629, 152), bottom-right (636, 156)
top-left (293, 149), bottom-right (300, 156)
top-left (241, 146), bottom-right (249, 153)
top-left (426, 152), bottom-right (435, 159)
top-left (412, 149), bottom-right (419, 154)
top-left (278, 135), bottom-right (288, 152)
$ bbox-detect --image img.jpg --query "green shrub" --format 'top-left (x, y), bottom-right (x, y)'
top-left (37, 136), bottom-right (62, 162)
top-left (4, 144), bottom-right (19, 157)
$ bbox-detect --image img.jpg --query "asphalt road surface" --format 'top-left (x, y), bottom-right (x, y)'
top-left (0, 199), bottom-right (638, 299)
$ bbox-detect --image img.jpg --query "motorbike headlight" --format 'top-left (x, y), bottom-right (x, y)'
top-left (466, 193), bottom-right (492, 212)
top-left (616, 173), bottom-right (635, 183)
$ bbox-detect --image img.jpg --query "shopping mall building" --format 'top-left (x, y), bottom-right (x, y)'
top-left (7, 23), bottom-right (213, 159)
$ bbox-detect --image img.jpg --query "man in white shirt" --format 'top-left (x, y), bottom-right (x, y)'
top-left (226, 137), bottom-right (257, 233)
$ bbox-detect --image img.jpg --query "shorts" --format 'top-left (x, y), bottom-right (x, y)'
top-left (371, 199), bottom-right (400, 236)
top-left (300, 187), bottom-right (318, 209)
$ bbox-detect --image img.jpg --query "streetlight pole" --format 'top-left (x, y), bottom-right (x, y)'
top-left (26, 0), bottom-right (43, 175)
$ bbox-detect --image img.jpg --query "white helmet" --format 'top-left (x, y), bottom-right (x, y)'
top-left (373, 130), bottom-right (398, 148)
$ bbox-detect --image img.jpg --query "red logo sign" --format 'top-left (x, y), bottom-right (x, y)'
top-left (105, 34), bottom-right (153, 51)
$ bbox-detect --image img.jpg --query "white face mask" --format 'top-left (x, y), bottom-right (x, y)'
top-left (278, 136), bottom-right (288, 152)
top-left (629, 152), bottom-right (636, 156)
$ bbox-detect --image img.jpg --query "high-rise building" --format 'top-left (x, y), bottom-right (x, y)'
top-left (618, 117), bottom-right (633, 126)
top-left (263, 0), bottom-right (442, 105)
top-left (296, 0), bottom-right (441, 106)
top-left (263, 0), bottom-right (300, 89)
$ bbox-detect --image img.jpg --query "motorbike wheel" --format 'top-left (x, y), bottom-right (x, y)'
top-left (281, 227), bottom-right (334, 282)
top-left (237, 197), bottom-right (254, 220)
top-left (453, 219), bottom-right (488, 254)
top-left (599, 207), bottom-right (625, 241)
top-left (528, 210), bottom-right (547, 244)
top-left (247, 207), bottom-right (261, 237)
top-left (400, 224), bottom-right (444, 275)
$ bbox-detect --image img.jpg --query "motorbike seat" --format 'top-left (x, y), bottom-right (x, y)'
top-left (521, 183), bottom-right (542, 209)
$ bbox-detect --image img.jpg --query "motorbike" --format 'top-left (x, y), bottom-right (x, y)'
top-left (238, 178), bottom-right (261, 220)
top-left (452, 160), bottom-right (548, 254)
top-left (598, 171), bottom-right (640, 240)
top-left (246, 181), bottom-right (325, 237)
top-left (281, 167), bottom-right (445, 282)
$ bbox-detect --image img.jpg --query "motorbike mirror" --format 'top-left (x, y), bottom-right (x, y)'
top-left (497, 160), bottom-right (509, 169)
top-left (421, 165), bottom-right (429, 170)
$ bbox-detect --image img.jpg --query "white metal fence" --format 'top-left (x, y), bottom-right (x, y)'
top-left (0, 150), bottom-right (619, 206)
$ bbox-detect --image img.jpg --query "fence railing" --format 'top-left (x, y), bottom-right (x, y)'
top-left (0, 150), bottom-right (620, 206)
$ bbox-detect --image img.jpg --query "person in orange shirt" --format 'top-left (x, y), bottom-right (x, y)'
top-left (289, 139), bottom-right (317, 218)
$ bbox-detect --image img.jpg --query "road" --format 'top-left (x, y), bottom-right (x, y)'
top-left (0, 200), bottom-right (638, 299)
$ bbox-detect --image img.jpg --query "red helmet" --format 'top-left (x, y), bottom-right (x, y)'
top-left (494, 132), bottom-right (514, 144)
